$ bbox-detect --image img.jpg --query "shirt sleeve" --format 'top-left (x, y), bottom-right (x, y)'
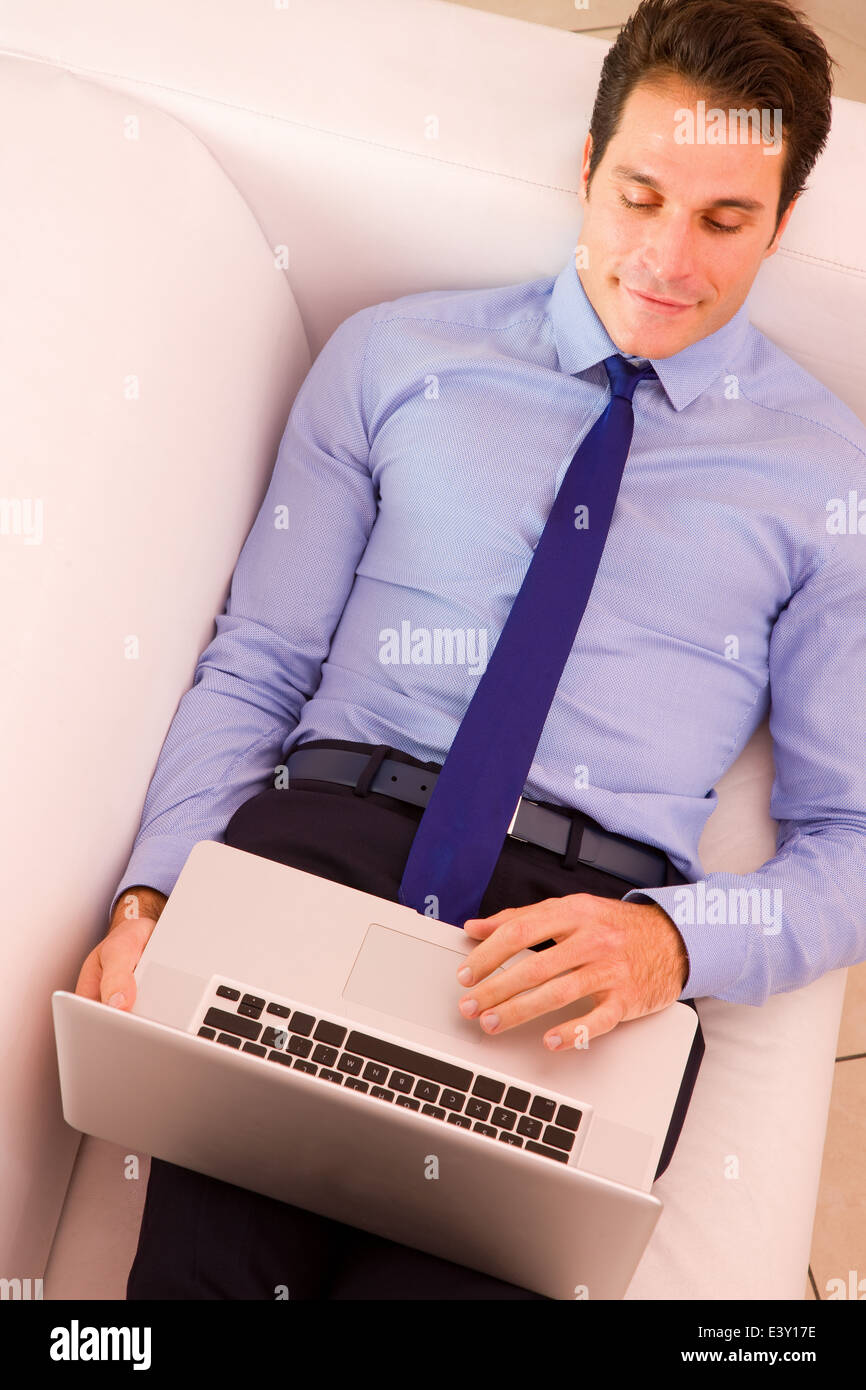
top-left (621, 514), bottom-right (866, 1005)
top-left (107, 304), bottom-right (380, 925)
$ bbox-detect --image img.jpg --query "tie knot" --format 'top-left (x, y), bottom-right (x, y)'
top-left (603, 353), bottom-right (656, 402)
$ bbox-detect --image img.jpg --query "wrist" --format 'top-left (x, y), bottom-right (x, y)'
top-left (110, 886), bottom-right (167, 932)
top-left (671, 925), bottom-right (690, 992)
top-left (645, 900), bottom-right (689, 994)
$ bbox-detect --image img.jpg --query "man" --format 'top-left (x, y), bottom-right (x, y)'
top-left (77, 0), bottom-right (865, 1299)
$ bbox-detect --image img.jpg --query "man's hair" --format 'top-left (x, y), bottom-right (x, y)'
top-left (587, 0), bottom-right (836, 234)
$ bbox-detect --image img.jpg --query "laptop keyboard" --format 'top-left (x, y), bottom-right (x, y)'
top-left (192, 978), bottom-right (585, 1166)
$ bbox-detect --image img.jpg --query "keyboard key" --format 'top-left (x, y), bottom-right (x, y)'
top-left (447, 1114), bottom-right (472, 1129)
top-left (421, 1104), bottom-right (446, 1120)
top-left (241, 993), bottom-right (265, 1011)
top-left (266, 1001), bottom-right (291, 1018)
top-left (396, 1095), bottom-right (420, 1110)
top-left (289, 1011), bottom-right (315, 1037)
top-left (216, 985), bottom-right (240, 1001)
top-left (414, 1079), bottom-right (440, 1103)
top-left (499, 1132), bottom-right (524, 1147)
top-left (288, 1034), bottom-right (314, 1058)
top-left (525, 1140), bottom-right (569, 1164)
top-left (312, 1044), bottom-right (339, 1066)
top-left (491, 1107), bottom-right (517, 1131)
top-left (472, 1122), bottom-right (498, 1138)
top-left (364, 1062), bottom-right (390, 1085)
top-left (504, 1086), bottom-right (530, 1113)
top-left (268, 1049), bottom-right (293, 1067)
top-left (517, 1116), bottom-right (543, 1140)
top-left (529, 1096), bottom-right (556, 1122)
top-left (238, 1001), bottom-right (263, 1020)
top-left (337, 1053), bottom-right (364, 1075)
top-left (242, 1042), bottom-right (267, 1057)
top-left (293, 1059), bottom-right (317, 1075)
top-left (370, 1086), bottom-right (395, 1102)
top-left (555, 1105), bottom-right (583, 1132)
top-left (542, 1125), bottom-right (576, 1153)
top-left (262, 1026), bottom-right (288, 1050)
top-left (472, 1076), bottom-right (505, 1103)
top-left (344, 1077), bottom-right (368, 1092)
top-left (197, 1026), bottom-right (216, 1040)
top-left (344, 1030), bottom-right (472, 1092)
top-left (440, 1090), bottom-right (466, 1112)
top-left (319, 1069), bottom-right (343, 1084)
top-left (314, 1019), bottom-right (348, 1047)
top-left (466, 1098), bottom-right (491, 1121)
top-left (389, 1071), bottom-right (413, 1093)
top-left (203, 1007), bottom-right (261, 1042)
top-left (216, 1032), bottom-right (242, 1048)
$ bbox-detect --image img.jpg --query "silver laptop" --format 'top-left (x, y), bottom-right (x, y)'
top-left (52, 838), bottom-right (702, 1300)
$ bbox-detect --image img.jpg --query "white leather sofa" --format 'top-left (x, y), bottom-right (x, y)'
top-left (2, 0), bottom-right (862, 1300)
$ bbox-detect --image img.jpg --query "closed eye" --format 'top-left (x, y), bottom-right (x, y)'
top-left (618, 192), bottom-right (742, 234)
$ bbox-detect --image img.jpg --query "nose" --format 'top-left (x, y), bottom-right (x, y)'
top-left (639, 211), bottom-right (698, 294)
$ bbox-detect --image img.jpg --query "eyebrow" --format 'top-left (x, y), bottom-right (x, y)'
top-left (610, 165), bottom-right (765, 213)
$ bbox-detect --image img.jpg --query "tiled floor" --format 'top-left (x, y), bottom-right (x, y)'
top-left (446, 0), bottom-right (866, 1303)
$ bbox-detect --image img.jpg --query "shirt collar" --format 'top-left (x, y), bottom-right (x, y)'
top-left (548, 250), bottom-right (752, 412)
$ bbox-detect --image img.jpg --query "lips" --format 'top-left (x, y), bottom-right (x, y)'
top-left (625, 286), bottom-right (695, 313)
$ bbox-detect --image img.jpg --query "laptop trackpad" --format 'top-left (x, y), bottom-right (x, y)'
top-left (342, 922), bottom-right (503, 1043)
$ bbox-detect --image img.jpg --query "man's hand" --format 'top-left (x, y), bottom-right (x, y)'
top-left (455, 893), bottom-right (689, 1050)
top-left (75, 887), bottom-right (167, 1012)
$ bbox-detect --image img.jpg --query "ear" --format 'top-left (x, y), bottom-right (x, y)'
top-left (579, 132), bottom-right (593, 206)
top-left (764, 194), bottom-right (799, 258)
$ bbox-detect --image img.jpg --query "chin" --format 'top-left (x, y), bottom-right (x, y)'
top-left (615, 320), bottom-right (682, 360)
top-left (610, 325), bottom-right (655, 357)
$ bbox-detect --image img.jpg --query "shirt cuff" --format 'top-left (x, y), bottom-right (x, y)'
top-left (107, 835), bottom-right (204, 926)
top-left (620, 882), bottom-right (757, 1001)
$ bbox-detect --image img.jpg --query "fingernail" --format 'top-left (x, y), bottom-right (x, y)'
top-left (481, 1012), bottom-right (500, 1032)
top-left (108, 993), bottom-right (126, 1008)
top-left (457, 966), bottom-right (472, 984)
top-left (459, 998), bottom-right (479, 1017)
top-left (545, 1034), bottom-right (562, 1049)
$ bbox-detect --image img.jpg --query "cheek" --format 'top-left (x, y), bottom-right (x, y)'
top-left (704, 251), bottom-right (755, 303)
top-left (591, 214), bottom-right (640, 273)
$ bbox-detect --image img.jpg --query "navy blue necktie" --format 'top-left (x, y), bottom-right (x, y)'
top-left (397, 353), bottom-right (657, 928)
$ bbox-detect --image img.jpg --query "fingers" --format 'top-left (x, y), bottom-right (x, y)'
top-left (458, 936), bottom-right (577, 1019)
top-left (74, 949), bottom-right (102, 1003)
top-left (458, 896), bottom-right (589, 985)
top-left (97, 935), bottom-right (136, 1008)
top-left (463, 961), bottom-right (615, 1040)
top-left (542, 994), bottom-right (625, 1050)
top-left (462, 911), bottom-right (511, 940)
top-left (74, 917), bottom-right (156, 1010)
top-left (97, 920), bottom-right (153, 1008)
top-left (458, 896), bottom-right (679, 1048)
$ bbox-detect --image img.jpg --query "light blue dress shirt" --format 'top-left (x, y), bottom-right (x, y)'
top-left (109, 253), bottom-right (866, 1007)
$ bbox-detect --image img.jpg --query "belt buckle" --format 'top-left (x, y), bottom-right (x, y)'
top-left (507, 796), bottom-right (535, 843)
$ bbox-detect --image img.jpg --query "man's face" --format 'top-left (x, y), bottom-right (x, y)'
top-left (577, 77), bottom-right (799, 358)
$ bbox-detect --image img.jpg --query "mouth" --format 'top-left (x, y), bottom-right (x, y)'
top-left (624, 286), bottom-right (696, 316)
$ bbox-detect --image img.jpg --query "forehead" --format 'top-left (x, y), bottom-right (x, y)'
top-left (606, 77), bottom-right (785, 203)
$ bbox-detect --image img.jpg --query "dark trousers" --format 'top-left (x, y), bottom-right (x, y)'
top-left (126, 740), bottom-right (687, 1301)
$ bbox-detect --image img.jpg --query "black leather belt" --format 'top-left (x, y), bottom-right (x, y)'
top-left (286, 746), bottom-right (669, 889)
